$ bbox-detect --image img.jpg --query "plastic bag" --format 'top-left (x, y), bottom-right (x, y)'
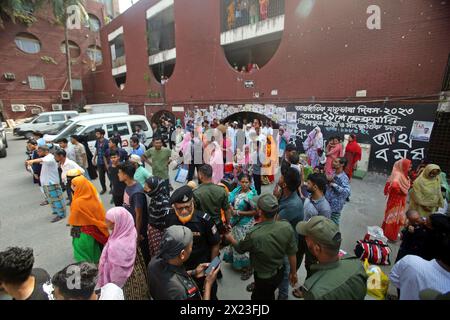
top-left (367, 226), bottom-right (388, 243)
top-left (364, 259), bottom-right (389, 300)
top-left (175, 166), bottom-right (188, 183)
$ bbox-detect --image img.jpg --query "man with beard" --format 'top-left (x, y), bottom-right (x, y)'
top-left (165, 186), bottom-right (221, 300)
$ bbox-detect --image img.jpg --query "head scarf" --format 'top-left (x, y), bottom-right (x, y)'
top-left (440, 172), bottom-right (450, 201)
top-left (303, 127), bottom-right (323, 151)
top-left (145, 176), bottom-right (169, 198)
top-left (180, 132), bottom-right (192, 154)
top-left (345, 134), bottom-right (362, 162)
top-left (412, 164), bottom-right (444, 208)
top-left (145, 177), bottom-right (171, 228)
top-left (69, 175), bottom-right (109, 237)
top-left (387, 159), bottom-right (412, 195)
top-left (97, 207), bottom-right (137, 288)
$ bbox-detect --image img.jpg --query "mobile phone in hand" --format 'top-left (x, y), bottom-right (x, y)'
top-left (205, 256), bottom-right (221, 276)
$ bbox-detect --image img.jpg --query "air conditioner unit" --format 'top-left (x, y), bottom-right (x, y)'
top-left (52, 104), bottom-right (63, 111)
top-left (3, 73), bottom-right (15, 81)
top-left (31, 108), bottom-right (41, 115)
top-left (11, 104), bottom-right (26, 112)
top-left (61, 91), bottom-right (71, 100)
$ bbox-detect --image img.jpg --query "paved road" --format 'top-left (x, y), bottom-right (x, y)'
top-left (0, 133), bottom-right (399, 299)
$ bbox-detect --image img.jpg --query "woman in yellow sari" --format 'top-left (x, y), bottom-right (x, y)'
top-left (409, 164), bottom-right (444, 217)
top-left (69, 175), bottom-right (109, 263)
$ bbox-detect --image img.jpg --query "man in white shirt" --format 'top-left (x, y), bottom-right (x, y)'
top-left (26, 145), bottom-right (66, 223)
top-left (54, 149), bottom-right (84, 206)
top-left (389, 214), bottom-right (450, 300)
top-left (56, 138), bottom-right (76, 161)
top-left (226, 122), bottom-right (237, 154)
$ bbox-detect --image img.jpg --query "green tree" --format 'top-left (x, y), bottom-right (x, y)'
top-left (0, 0), bottom-right (44, 28)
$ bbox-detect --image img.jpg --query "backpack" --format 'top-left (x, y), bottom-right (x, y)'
top-left (354, 234), bottom-right (392, 265)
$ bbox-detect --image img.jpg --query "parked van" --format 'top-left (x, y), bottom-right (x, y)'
top-left (84, 103), bottom-right (129, 114)
top-left (60, 115), bottom-right (153, 153)
top-left (43, 112), bottom-right (128, 142)
top-left (13, 111), bottom-right (79, 139)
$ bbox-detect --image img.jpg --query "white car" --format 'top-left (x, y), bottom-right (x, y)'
top-left (43, 112), bottom-right (128, 142)
top-left (13, 111), bottom-right (78, 139)
top-left (60, 115), bottom-right (153, 153)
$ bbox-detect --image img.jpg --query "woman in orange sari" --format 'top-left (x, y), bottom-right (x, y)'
top-left (262, 135), bottom-right (276, 184)
top-left (381, 159), bottom-right (412, 241)
top-left (69, 175), bottom-right (109, 263)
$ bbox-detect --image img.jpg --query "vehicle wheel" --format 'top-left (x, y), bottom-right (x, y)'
top-left (0, 147), bottom-right (6, 158)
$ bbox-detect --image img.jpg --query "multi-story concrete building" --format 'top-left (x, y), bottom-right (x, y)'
top-left (1, 0), bottom-right (449, 172)
top-left (0, 1), bottom-right (105, 120)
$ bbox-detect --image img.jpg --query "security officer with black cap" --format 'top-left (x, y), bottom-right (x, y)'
top-left (225, 193), bottom-right (298, 300)
top-left (165, 185), bottom-right (221, 299)
top-left (148, 225), bottom-right (220, 300)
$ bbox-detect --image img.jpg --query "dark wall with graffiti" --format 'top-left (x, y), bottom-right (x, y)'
top-left (186, 102), bottom-right (438, 173)
top-left (290, 103), bottom-right (437, 173)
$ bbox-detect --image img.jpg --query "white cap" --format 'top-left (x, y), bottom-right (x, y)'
top-left (129, 154), bottom-right (141, 164)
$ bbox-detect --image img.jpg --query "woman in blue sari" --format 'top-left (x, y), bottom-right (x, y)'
top-left (223, 173), bottom-right (257, 280)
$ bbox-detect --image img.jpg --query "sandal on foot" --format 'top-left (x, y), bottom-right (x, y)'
top-left (292, 288), bottom-right (304, 299)
top-left (246, 282), bottom-right (255, 292)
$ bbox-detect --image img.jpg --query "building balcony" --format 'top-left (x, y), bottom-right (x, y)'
top-left (220, 14), bottom-right (284, 46)
top-left (149, 48), bottom-right (176, 66)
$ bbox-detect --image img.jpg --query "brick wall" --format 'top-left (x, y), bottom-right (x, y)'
top-left (0, 1), bottom-right (104, 120)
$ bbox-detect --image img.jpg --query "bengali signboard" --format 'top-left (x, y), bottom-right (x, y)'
top-left (184, 102), bottom-right (438, 173)
top-left (292, 103), bottom-right (438, 172)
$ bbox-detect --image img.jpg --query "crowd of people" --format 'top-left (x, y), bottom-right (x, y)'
top-left (225, 0), bottom-right (281, 31)
top-left (0, 117), bottom-right (449, 301)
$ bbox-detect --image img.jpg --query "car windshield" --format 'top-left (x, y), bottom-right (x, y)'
top-left (49, 120), bottom-right (74, 135)
top-left (24, 116), bottom-right (38, 123)
top-left (59, 124), bottom-right (85, 140)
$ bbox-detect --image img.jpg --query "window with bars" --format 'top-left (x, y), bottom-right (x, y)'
top-left (87, 45), bottom-right (103, 65)
top-left (88, 14), bottom-right (101, 32)
top-left (72, 79), bottom-right (83, 91)
top-left (15, 33), bottom-right (41, 54)
top-left (28, 76), bottom-right (45, 89)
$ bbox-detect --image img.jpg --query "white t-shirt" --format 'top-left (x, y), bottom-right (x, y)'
top-left (389, 255), bottom-right (450, 300)
top-left (60, 158), bottom-right (85, 183)
top-left (40, 154), bottom-right (60, 186)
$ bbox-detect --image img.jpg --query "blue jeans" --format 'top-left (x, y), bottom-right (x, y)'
top-left (331, 212), bottom-right (341, 225)
top-left (277, 256), bottom-right (290, 300)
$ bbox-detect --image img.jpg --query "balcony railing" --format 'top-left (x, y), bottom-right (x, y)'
top-left (221, 0), bottom-right (285, 33)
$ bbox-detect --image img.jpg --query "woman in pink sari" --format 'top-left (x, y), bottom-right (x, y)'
top-left (259, 0), bottom-right (268, 20)
top-left (210, 139), bottom-right (224, 184)
top-left (98, 207), bottom-right (137, 290)
top-left (325, 137), bottom-right (343, 176)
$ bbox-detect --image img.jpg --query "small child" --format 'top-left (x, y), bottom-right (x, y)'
top-left (395, 210), bottom-right (429, 263)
